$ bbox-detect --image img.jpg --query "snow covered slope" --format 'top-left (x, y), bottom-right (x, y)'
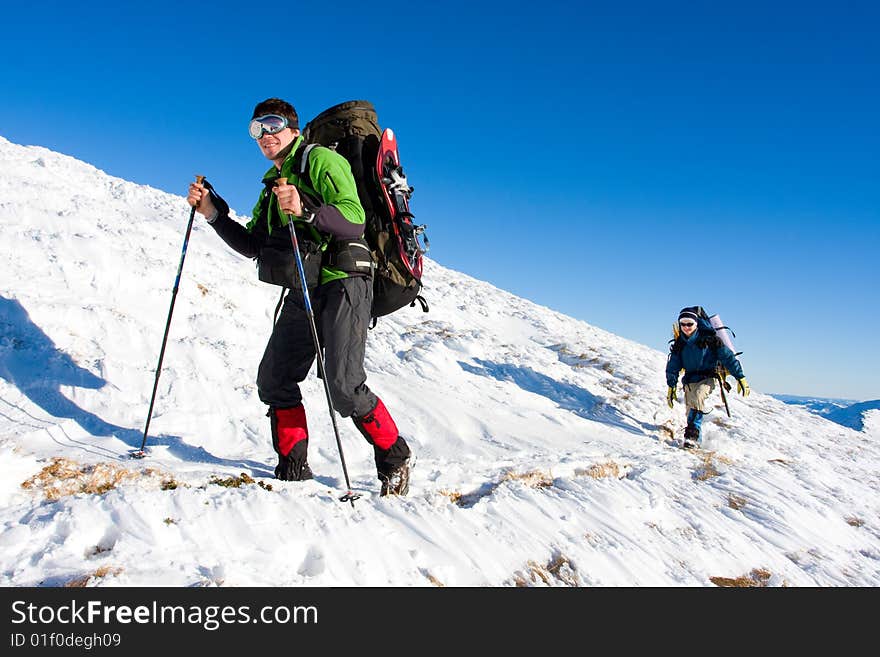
top-left (1, 135), bottom-right (878, 587)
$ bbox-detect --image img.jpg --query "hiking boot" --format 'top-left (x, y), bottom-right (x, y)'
top-left (379, 458), bottom-right (411, 497)
top-left (683, 425), bottom-right (700, 450)
top-left (275, 456), bottom-right (313, 481)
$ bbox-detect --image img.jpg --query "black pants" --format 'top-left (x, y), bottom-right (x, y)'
top-left (257, 276), bottom-right (377, 418)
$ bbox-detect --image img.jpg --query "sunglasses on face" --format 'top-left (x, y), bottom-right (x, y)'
top-left (248, 114), bottom-right (289, 139)
top-left (679, 321), bottom-right (696, 328)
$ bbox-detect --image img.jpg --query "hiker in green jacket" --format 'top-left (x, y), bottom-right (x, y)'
top-left (187, 98), bottom-right (412, 496)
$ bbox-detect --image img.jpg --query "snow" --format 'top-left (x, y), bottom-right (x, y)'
top-left (1, 134), bottom-right (878, 587)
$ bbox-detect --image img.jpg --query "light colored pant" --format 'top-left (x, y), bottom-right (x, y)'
top-left (684, 377), bottom-right (715, 413)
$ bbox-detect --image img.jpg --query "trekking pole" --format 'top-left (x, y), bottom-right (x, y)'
top-left (132, 175), bottom-right (204, 459)
top-left (715, 367), bottom-right (731, 418)
top-left (277, 178), bottom-right (360, 506)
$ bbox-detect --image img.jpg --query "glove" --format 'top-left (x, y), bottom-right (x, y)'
top-left (737, 378), bottom-right (750, 397)
top-left (667, 386), bottom-right (676, 409)
top-left (202, 179), bottom-right (229, 222)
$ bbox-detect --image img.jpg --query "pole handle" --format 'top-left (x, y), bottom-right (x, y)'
top-left (195, 174), bottom-right (205, 184)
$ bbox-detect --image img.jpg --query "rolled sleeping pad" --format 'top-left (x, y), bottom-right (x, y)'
top-left (708, 314), bottom-right (737, 353)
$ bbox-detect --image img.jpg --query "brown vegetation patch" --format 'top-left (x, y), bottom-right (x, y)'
top-left (502, 469), bottom-right (554, 489)
top-left (21, 458), bottom-right (175, 500)
top-left (421, 570), bottom-right (445, 587)
top-left (197, 283), bottom-right (209, 296)
top-left (727, 493), bottom-right (748, 510)
top-left (767, 458), bottom-right (790, 466)
top-left (209, 472), bottom-right (255, 488)
top-left (65, 566), bottom-right (123, 588)
top-left (658, 423), bottom-right (676, 441)
top-left (208, 473), bottom-right (273, 491)
top-left (87, 544), bottom-right (113, 557)
top-left (514, 554), bottom-right (580, 587)
top-left (438, 489), bottom-right (462, 505)
top-left (710, 568), bottom-right (772, 587)
top-left (693, 452), bottom-right (721, 481)
top-left (440, 470), bottom-right (553, 508)
top-left (576, 461), bottom-right (624, 479)
top-left (691, 450), bottom-right (734, 481)
top-left (846, 516), bottom-right (864, 528)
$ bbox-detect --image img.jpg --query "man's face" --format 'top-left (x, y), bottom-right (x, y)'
top-left (257, 126), bottom-right (298, 161)
top-left (249, 114), bottom-right (299, 161)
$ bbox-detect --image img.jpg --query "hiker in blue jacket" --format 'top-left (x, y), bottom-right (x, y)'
top-left (666, 307), bottom-right (749, 448)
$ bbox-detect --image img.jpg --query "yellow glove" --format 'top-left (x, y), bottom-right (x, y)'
top-left (737, 378), bottom-right (750, 397)
top-left (667, 386), bottom-right (677, 408)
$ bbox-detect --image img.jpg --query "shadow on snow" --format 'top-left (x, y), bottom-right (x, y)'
top-left (0, 295), bottom-right (268, 473)
top-left (459, 358), bottom-right (649, 436)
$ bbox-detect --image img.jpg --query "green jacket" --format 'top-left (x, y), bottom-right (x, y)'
top-left (247, 135), bottom-right (366, 285)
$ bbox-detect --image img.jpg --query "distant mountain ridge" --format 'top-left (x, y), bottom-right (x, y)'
top-left (825, 400), bottom-right (880, 432)
top-left (770, 394), bottom-right (857, 417)
top-left (771, 394), bottom-right (879, 433)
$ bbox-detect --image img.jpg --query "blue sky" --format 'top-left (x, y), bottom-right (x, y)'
top-left (2, 1), bottom-right (877, 400)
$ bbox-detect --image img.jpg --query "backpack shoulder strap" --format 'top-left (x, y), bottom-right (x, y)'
top-left (291, 142), bottom-right (320, 188)
top-left (290, 142), bottom-right (326, 213)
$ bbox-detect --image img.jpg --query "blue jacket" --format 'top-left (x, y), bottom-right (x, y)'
top-left (666, 316), bottom-right (744, 387)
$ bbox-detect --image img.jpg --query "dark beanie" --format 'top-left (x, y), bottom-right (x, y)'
top-left (678, 309), bottom-right (699, 323)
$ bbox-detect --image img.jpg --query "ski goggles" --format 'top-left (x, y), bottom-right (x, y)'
top-left (248, 114), bottom-right (289, 139)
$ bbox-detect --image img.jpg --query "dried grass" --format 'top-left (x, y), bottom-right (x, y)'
top-left (422, 571), bottom-right (445, 587)
top-left (693, 451), bottom-right (732, 481)
top-left (845, 516), bottom-right (864, 528)
top-left (710, 568), bottom-right (772, 587)
top-left (658, 423), bottom-right (676, 440)
top-left (209, 473), bottom-right (255, 488)
top-left (501, 469), bottom-right (554, 489)
top-left (514, 554), bottom-right (580, 587)
top-left (576, 461), bottom-right (624, 480)
top-left (440, 470), bottom-right (553, 508)
top-left (694, 467), bottom-right (719, 481)
top-left (21, 457), bottom-right (175, 501)
top-left (727, 493), bottom-right (748, 510)
top-left (438, 489), bottom-right (462, 504)
top-left (208, 473), bottom-right (272, 491)
top-left (64, 566), bottom-right (123, 588)
top-left (87, 544), bottom-right (113, 557)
